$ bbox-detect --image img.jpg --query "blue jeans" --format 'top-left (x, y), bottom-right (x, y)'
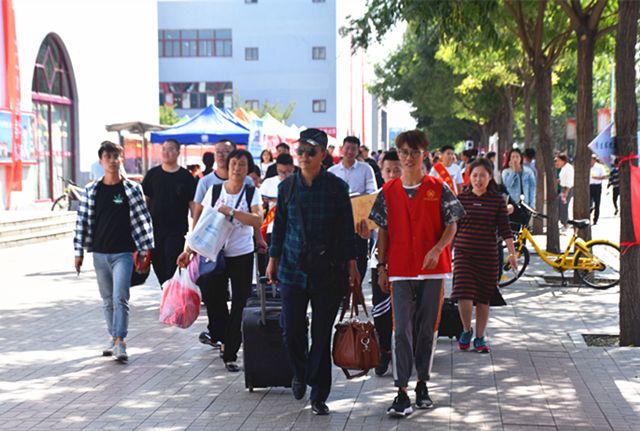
top-left (93, 252), bottom-right (134, 339)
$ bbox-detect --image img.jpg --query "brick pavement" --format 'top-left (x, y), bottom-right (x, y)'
top-left (1, 219), bottom-right (638, 431)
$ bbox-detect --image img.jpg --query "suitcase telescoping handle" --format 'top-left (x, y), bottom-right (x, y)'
top-left (257, 276), bottom-right (279, 326)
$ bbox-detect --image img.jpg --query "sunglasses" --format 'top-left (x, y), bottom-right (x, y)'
top-left (296, 147), bottom-right (318, 157)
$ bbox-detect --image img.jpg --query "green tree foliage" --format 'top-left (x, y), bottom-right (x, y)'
top-left (244, 101), bottom-right (296, 123)
top-left (159, 105), bottom-right (181, 126)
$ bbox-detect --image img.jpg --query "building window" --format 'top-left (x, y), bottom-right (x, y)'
top-left (160, 82), bottom-right (233, 110)
top-left (312, 0), bottom-right (326, 2)
top-left (245, 100), bottom-right (260, 111)
top-left (159, 29), bottom-right (232, 57)
top-left (245, 47), bottom-right (259, 61)
top-left (245, 0), bottom-right (257, 3)
top-left (312, 99), bottom-right (326, 113)
top-left (312, 46), bottom-right (326, 60)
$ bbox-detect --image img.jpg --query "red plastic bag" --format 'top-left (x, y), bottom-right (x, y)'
top-left (159, 268), bottom-right (202, 329)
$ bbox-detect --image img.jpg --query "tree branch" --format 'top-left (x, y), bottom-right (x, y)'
top-left (556, 0), bottom-right (582, 31)
top-left (596, 23), bottom-right (618, 41)
top-left (505, 0), bottom-right (535, 59)
top-left (534, 0), bottom-right (547, 54)
top-left (549, 30), bottom-right (572, 63)
top-left (589, 0), bottom-right (610, 30)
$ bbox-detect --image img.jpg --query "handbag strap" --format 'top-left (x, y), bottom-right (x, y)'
top-left (341, 368), bottom-right (370, 380)
top-left (229, 185), bottom-right (246, 222)
top-left (339, 291), bottom-right (369, 321)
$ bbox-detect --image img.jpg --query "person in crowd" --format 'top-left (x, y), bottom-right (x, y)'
top-left (329, 136), bottom-right (377, 283)
top-left (191, 139), bottom-right (258, 350)
top-left (327, 144), bottom-right (340, 165)
top-left (523, 148), bottom-right (536, 178)
top-left (501, 148), bottom-right (536, 207)
top-left (178, 149), bottom-right (263, 373)
top-left (590, 154), bottom-right (607, 225)
top-left (257, 153), bottom-right (296, 275)
top-left (452, 158), bottom-right (517, 355)
top-left (430, 144), bottom-right (464, 194)
top-left (142, 139), bottom-right (197, 286)
top-left (260, 149), bottom-right (274, 179)
top-left (360, 144), bottom-right (384, 188)
top-left (249, 165), bottom-right (262, 188)
top-left (202, 151), bottom-right (215, 177)
top-left (369, 130), bottom-right (464, 417)
top-left (555, 153), bottom-right (574, 231)
top-left (264, 143), bottom-right (291, 179)
top-left (608, 158), bottom-right (620, 215)
top-left (362, 150), bottom-right (402, 377)
top-left (267, 128), bottom-right (361, 416)
top-left (74, 141), bottom-right (154, 363)
top-left (486, 151), bottom-right (496, 166)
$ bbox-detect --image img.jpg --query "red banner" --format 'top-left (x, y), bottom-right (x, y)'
top-left (630, 165), bottom-right (640, 248)
top-left (3, 0), bottom-right (22, 197)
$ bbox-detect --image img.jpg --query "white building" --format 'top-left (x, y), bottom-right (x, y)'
top-left (0, 0), bottom-right (159, 209)
top-left (158, 0), bottom-right (376, 145)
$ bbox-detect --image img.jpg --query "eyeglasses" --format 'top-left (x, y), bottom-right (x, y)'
top-left (296, 147), bottom-right (318, 157)
top-left (398, 149), bottom-right (423, 159)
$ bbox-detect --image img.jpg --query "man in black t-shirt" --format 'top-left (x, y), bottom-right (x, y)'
top-left (74, 141), bottom-right (154, 363)
top-left (142, 139), bottom-right (197, 285)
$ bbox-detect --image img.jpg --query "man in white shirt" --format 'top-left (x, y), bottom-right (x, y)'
top-left (429, 145), bottom-right (464, 194)
top-left (328, 136), bottom-right (376, 281)
top-left (555, 153), bottom-right (574, 230)
top-left (589, 154), bottom-right (607, 225)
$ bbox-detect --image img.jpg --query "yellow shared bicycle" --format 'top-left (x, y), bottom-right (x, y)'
top-left (499, 202), bottom-right (620, 289)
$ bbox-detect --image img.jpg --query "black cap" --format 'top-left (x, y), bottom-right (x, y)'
top-left (298, 128), bottom-right (328, 148)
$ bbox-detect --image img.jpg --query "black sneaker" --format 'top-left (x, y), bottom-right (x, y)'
top-left (415, 381), bottom-right (433, 409)
top-left (387, 389), bottom-right (413, 417)
top-left (291, 376), bottom-right (306, 400)
top-left (375, 351), bottom-right (391, 376)
top-left (311, 400), bottom-right (330, 415)
top-left (199, 331), bottom-right (222, 349)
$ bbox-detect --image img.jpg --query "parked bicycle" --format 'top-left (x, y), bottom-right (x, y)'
top-left (51, 176), bottom-right (82, 211)
top-left (499, 201), bottom-right (620, 289)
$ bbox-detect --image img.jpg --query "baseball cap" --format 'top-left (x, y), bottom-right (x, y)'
top-left (298, 128), bottom-right (328, 148)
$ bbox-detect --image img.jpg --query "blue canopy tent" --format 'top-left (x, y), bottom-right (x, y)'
top-left (150, 105), bottom-right (250, 144)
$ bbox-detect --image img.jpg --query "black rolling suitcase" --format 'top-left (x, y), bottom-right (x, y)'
top-left (438, 298), bottom-right (463, 340)
top-left (242, 276), bottom-right (293, 392)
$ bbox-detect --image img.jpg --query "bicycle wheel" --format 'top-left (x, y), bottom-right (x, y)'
top-left (499, 243), bottom-right (529, 287)
top-left (51, 194), bottom-right (69, 211)
top-left (574, 241), bottom-right (620, 289)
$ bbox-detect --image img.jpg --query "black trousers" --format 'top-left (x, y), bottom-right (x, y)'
top-left (590, 184), bottom-right (602, 224)
top-left (256, 233), bottom-right (271, 277)
top-left (612, 187), bottom-right (620, 212)
top-left (280, 280), bottom-right (342, 403)
top-left (355, 236), bottom-right (369, 281)
top-left (199, 252), bottom-right (253, 362)
top-left (370, 268), bottom-right (392, 354)
top-left (151, 234), bottom-right (185, 286)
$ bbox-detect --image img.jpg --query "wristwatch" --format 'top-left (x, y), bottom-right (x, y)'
top-left (229, 209), bottom-right (235, 218)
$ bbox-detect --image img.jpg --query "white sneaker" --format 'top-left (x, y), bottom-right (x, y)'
top-left (113, 342), bottom-right (128, 363)
top-left (102, 337), bottom-right (115, 356)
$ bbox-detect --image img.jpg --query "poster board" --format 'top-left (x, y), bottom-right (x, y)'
top-left (351, 192), bottom-right (379, 231)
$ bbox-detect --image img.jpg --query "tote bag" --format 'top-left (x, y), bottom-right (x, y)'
top-left (186, 205), bottom-right (233, 262)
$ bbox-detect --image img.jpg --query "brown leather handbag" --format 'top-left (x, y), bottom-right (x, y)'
top-left (332, 298), bottom-right (380, 379)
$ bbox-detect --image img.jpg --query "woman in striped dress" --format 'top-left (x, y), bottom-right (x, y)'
top-left (451, 158), bottom-right (517, 353)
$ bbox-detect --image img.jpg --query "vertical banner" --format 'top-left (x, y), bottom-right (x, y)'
top-left (3, 0), bottom-right (21, 194)
top-left (247, 119), bottom-right (264, 161)
top-left (566, 118), bottom-right (577, 140)
top-left (597, 108), bottom-right (611, 134)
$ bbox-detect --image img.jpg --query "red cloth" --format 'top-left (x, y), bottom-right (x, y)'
top-left (618, 154), bottom-right (640, 253)
top-left (383, 176), bottom-right (451, 277)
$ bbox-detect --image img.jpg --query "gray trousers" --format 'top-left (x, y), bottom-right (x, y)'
top-left (559, 189), bottom-right (573, 226)
top-left (391, 279), bottom-right (443, 388)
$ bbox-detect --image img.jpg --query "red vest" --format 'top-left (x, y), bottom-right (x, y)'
top-left (383, 176), bottom-right (452, 277)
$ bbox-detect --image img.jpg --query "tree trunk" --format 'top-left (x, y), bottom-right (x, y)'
top-left (616, 0), bottom-right (640, 347)
top-left (479, 123), bottom-right (490, 151)
top-left (524, 80), bottom-right (534, 149)
top-left (533, 155), bottom-right (546, 235)
top-left (535, 64), bottom-right (560, 253)
top-left (574, 31), bottom-right (596, 241)
top-left (497, 88), bottom-right (515, 164)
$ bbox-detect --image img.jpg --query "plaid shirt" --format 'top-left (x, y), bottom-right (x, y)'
top-left (269, 169), bottom-right (356, 287)
top-left (74, 178), bottom-right (154, 257)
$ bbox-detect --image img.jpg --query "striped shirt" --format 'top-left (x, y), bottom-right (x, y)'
top-left (454, 189), bottom-right (513, 254)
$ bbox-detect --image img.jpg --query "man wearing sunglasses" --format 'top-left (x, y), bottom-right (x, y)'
top-left (267, 128), bottom-right (362, 416)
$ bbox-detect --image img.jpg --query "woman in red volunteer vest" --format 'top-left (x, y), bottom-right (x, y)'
top-left (369, 130), bottom-right (464, 418)
top-left (452, 158), bottom-right (517, 354)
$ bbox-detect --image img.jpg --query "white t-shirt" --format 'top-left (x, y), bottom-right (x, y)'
top-left (590, 163), bottom-right (606, 185)
top-left (430, 163), bottom-right (463, 193)
top-left (559, 163), bottom-right (574, 189)
top-left (201, 183), bottom-right (262, 257)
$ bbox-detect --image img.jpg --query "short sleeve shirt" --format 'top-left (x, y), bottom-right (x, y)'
top-left (201, 183), bottom-right (262, 257)
top-left (559, 163), bottom-right (575, 189)
top-left (429, 163), bottom-right (464, 193)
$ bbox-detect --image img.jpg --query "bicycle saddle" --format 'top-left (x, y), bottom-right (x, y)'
top-left (567, 219), bottom-right (590, 229)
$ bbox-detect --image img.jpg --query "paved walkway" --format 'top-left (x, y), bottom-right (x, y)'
top-left (1, 214), bottom-right (638, 431)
